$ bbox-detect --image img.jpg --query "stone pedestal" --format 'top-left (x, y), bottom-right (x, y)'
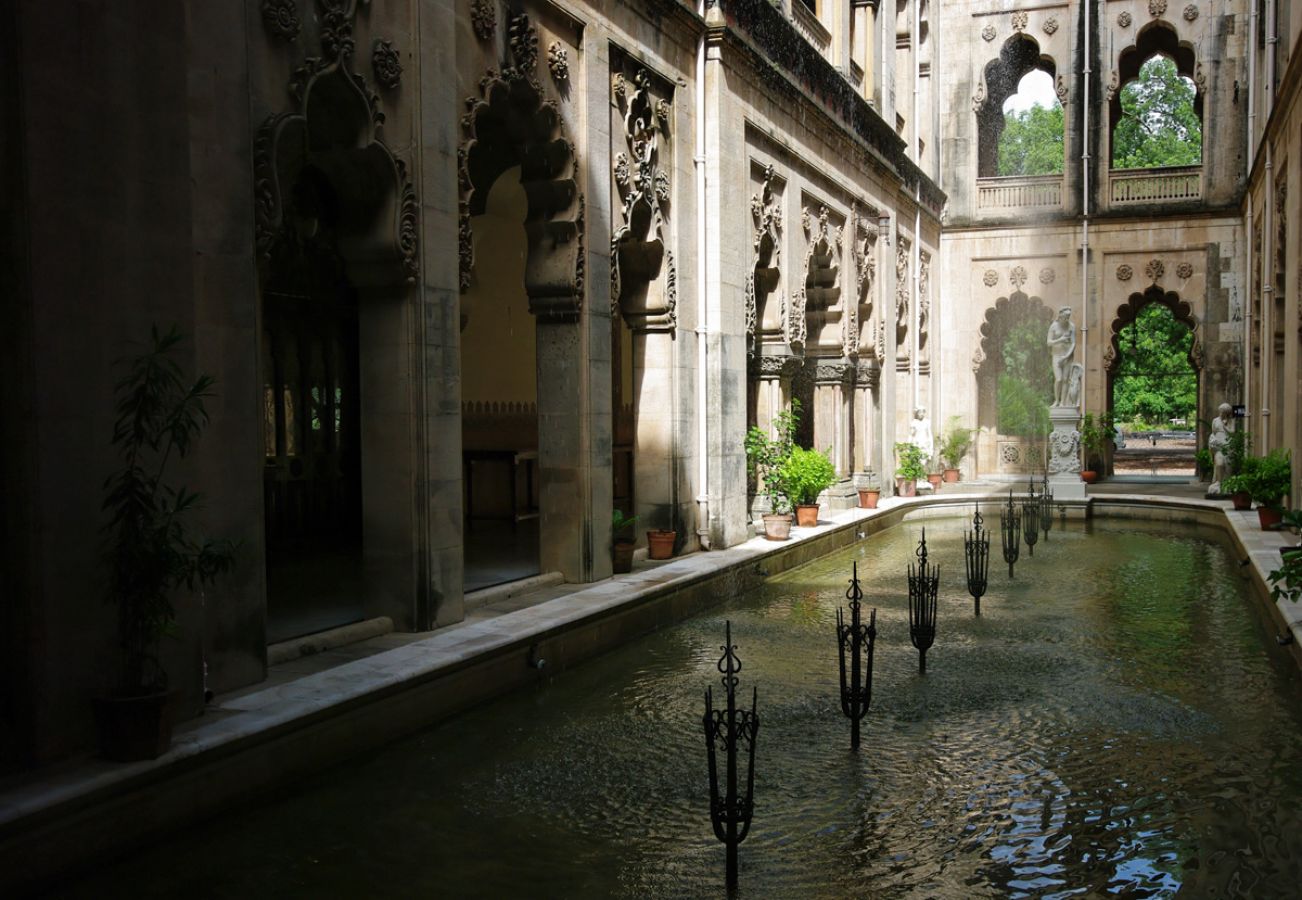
top-left (1047, 405), bottom-right (1086, 500)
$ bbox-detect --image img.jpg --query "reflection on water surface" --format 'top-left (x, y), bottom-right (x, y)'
top-left (65, 519), bottom-right (1302, 899)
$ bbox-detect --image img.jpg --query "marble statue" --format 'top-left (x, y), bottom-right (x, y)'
top-left (909, 406), bottom-right (934, 464)
top-left (1049, 427), bottom-right (1081, 475)
top-left (1208, 402), bottom-right (1233, 493)
top-left (1047, 307), bottom-right (1077, 406)
top-left (1064, 362), bottom-right (1083, 408)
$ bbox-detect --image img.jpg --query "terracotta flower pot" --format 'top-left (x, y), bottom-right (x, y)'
top-left (647, 529), bottom-right (676, 560)
top-left (612, 540), bottom-right (635, 574)
top-left (1258, 506), bottom-right (1284, 530)
top-left (895, 478), bottom-right (916, 497)
top-left (94, 691), bottom-right (174, 762)
top-left (761, 513), bottom-right (793, 541)
top-left (926, 473), bottom-right (943, 488)
top-left (857, 489), bottom-right (880, 509)
top-left (795, 504), bottom-right (819, 527)
top-left (943, 469), bottom-right (960, 483)
top-left (1081, 470), bottom-right (1098, 484)
top-left (1231, 491), bottom-right (1252, 511)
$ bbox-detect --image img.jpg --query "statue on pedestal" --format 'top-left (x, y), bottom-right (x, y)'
top-left (1047, 307), bottom-right (1077, 406)
top-left (1208, 402), bottom-right (1233, 494)
top-left (909, 406), bottom-right (934, 465)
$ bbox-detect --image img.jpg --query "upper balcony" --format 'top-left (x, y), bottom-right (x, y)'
top-left (976, 173), bottom-right (1065, 215)
top-left (1108, 165), bottom-right (1203, 207)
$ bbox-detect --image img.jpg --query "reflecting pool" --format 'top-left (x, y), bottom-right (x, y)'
top-left (63, 518), bottom-right (1302, 898)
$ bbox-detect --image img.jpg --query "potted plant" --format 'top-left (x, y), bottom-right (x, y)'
top-left (98, 326), bottom-right (235, 761)
top-left (1268, 545), bottom-right (1302, 605)
top-left (857, 472), bottom-right (881, 510)
top-left (939, 418), bottom-right (973, 483)
top-left (1078, 413), bottom-right (1113, 483)
top-left (781, 445), bottom-right (837, 527)
top-left (1194, 448), bottom-right (1214, 482)
top-left (646, 526), bottom-right (676, 559)
top-left (611, 509), bottom-right (638, 573)
top-left (894, 441), bottom-right (926, 497)
top-left (1220, 469), bottom-right (1254, 511)
top-left (745, 401), bottom-right (800, 540)
top-left (1242, 448), bottom-right (1291, 529)
top-left (1278, 509), bottom-right (1302, 559)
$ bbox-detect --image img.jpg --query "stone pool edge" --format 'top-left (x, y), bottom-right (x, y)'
top-left (1, 491), bottom-right (1297, 893)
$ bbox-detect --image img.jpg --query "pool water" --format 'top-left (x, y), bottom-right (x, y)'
top-left (63, 518), bottom-right (1302, 898)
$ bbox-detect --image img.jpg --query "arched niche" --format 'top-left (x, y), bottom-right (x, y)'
top-left (1109, 22), bottom-right (1202, 155)
top-left (459, 67), bottom-right (583, 323)
top-left (976, 34), bottom-right (1058, 177)
top-left (972, 291), bottom-right (1055, 473)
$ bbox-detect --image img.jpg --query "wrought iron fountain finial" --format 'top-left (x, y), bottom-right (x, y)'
top-left (703, 620), bottom-right (758, 893)
top-left (965, 502), bottom-right (991, 616)
top-left (1001, 489), bottom-right (1021, 578)
top-left (837, 561), bottom-right (877, 750)
top-left (908, 530), bottom-right (939, 674)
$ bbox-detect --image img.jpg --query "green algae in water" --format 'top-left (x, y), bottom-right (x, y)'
top-left (63, 519), bottom-right (1302, 899)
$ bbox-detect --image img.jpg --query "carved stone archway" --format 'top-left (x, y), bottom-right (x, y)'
top-left (1104, 285), bottom-right (1202, 443)
top-left (972, 291), bottom-right (1055, 474)
top-left (458, 13), bottom-right (584, 324)
top-left (254, 0), bottom-right (427, 632)
top-left (974, 33), bottom-right (1059, 177)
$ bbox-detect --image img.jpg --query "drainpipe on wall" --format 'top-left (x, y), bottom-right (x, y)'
top-left (1080, 0), bottom-right (1092, 459)
top-left (1261, 142), bottom-right (1273, 451)
top-left (911, 0), bottom-right (921, 412)
top-left (694, 0), bottom-right (711, 549)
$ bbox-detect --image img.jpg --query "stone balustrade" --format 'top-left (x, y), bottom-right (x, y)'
top-left (1109, 165), bottom-right (1203, 205)
top-left (977, 174), bottom-right (1065, 213)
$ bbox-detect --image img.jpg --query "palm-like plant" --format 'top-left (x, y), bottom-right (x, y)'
top-left (103, 326), bottom-right (235, 696)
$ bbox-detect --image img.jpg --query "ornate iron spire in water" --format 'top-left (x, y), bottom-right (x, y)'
top-left (1039, 468), bottom-right (1054, 541)
top-left (703, 620), bottom-right (758, 893)
top-left (1022, 481), bottom-right (1040, 557)
top-left (837, 561), bottom-right (876, 750)
top-left (908, 529), bottom-right (939, 674)
top-left (1001, 489), bottom-right (1021, 578)
top-left (965, 503), bottom-right (990, 616)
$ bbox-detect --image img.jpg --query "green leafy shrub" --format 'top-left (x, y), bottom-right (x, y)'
top-left (745, 399), bottom-right (800, 515)
top-left (1240, 449), bottom-right (1292, 509)
top-left (939, 418), bottom-right (974, 469)
top-left (1078, 413), bottom-right (1115, 470)
top-left (894, 442), bottom-right (927, 481)
top-left (781, 446), bottom-right (837, 506)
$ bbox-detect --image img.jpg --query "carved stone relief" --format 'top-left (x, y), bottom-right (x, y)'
top-left (851, 206), bottom-right (879, 359)
top-left (1011, 10), bottom-right (1028, 32)
top-left (1055, 75), bottom-right (1069, 105)
top-left (1105, 71), bottom-right (1120, 103)
top-left (1039, 267), bottom-right (1055, 285)
top-left (794, 204), bottom-right (843, 352)
top-left (261, 0), bottom-right (301, 40)
top-left (895, 237), bottom-right (910, 364)
top-left (1149, 0), bottom-right (1168, 18)
top-left (547, 41), bottom-right (569, 84)
top-left (1176, 262), bottom-right (1194, 280)
top-left (255, 1), bottom-right (418, 285)
top-left (611, 66), bottom-right (675, 332)
top-left (1118, 11), bottom-right (1132, 27)
top-left (748, 165), bottom-right (784, 353)
top-left (918, 249), bottom-right (931, 364)
top-left (1009, 265), bottom-right (1028, 290)
top-left (471, 0), bottom-right (496, 41)
top-left (983, 269), bottom-right (999, 287)
top-left (1116, 264), bottom-right (1134, 281)
top-left (1042, 17), bottom-right (1058, 35)
top-left (372, 40), bottom-right (402, 90)
top-left (982, 24), bottom-right (996, 42)
top-left (459, 16), bottom-right (583, 319)
top-left (1183, 4), bottom-right (1198, 21)
top-left (1145, 259), bottom-right (1165, 283)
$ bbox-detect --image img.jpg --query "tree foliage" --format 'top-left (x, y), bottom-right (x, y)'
top-left (1112, 56), bottom-right (1202, 168)
top-left (1112, 303), bottom-right (1197, 425)
top-left (996, 318), bottom-right (1052, 437)
top-left (998, 102), bottom-right (1065, 176)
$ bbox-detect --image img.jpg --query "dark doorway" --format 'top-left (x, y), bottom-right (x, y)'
top-left (262, 168), bottom-right (365, 643)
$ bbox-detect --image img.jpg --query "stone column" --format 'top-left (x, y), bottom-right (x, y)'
top-left (813, 360), bottom-right (858, 509)
top-left (852, 360), bottom-right (881, 479)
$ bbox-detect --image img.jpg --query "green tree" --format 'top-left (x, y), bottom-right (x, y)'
top-left (997, 318), bottom-right (1052, 436)
top-left (1113, 303), bottom-right (1197, 425)
top-left (1112, 56), bottom-right (1202, 168)
top-left (998, 102), bottom-right (1065, 176)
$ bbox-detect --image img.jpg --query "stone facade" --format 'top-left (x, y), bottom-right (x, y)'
top-left (5, 0), bottom-right (1295, 770)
